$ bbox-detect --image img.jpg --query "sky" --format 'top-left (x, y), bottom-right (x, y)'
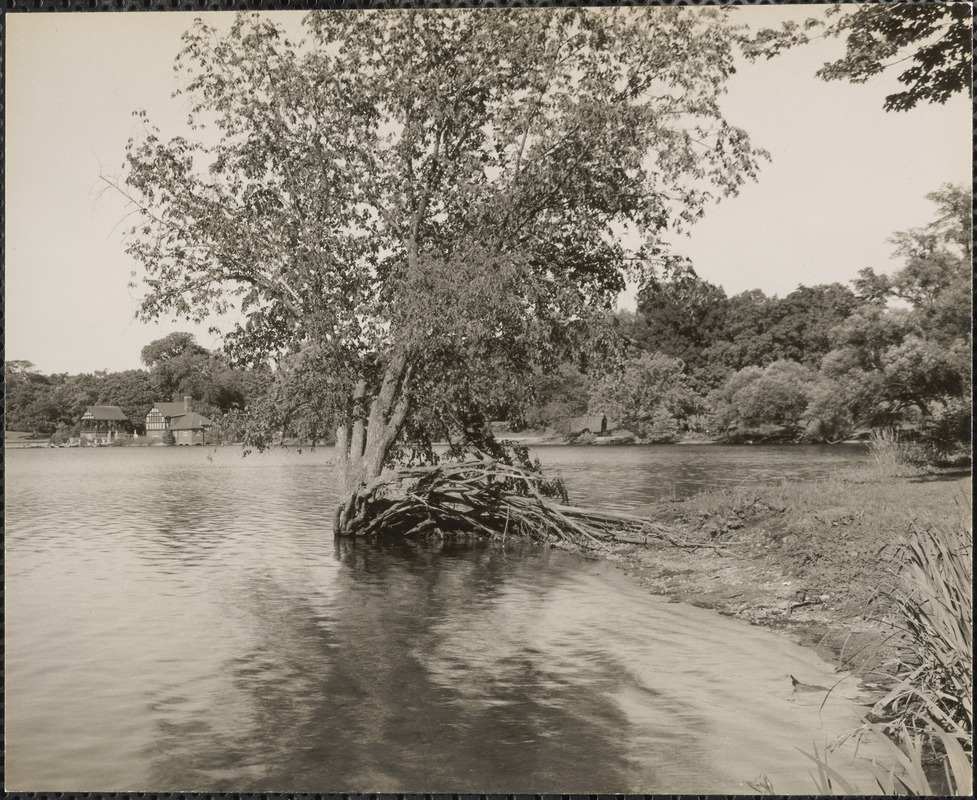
top-left (3, 7), bottom-right (971, 375)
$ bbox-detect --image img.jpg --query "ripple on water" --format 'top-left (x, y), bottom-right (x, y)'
top-left (6, 445), bottom-right (880, 793)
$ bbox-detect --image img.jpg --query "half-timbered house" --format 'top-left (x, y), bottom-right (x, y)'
top-left (145, 397), bottom-right (193, 439)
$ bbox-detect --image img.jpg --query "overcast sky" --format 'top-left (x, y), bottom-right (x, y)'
top-left (4, 7), bottom-right (971, 375)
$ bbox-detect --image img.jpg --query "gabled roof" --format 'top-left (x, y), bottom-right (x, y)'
top-left (169, 412), bottom-right (213, 431)
top-left (150, 402), bottom-right (188, 418)
top-left (82, 405), bottom-right (129, 421)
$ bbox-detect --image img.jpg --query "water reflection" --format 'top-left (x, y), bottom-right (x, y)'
top-left (6, 446), bottom-right (878, 792)
top-left (142, 539), bottom-right (642, 792)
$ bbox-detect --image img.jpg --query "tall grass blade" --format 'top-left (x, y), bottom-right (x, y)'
top-left (797, 743), bottom-right (857, 795)
top-left (938, 730), bottom-right (973, 795)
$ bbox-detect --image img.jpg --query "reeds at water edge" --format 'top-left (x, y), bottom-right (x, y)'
top-left (760, 499), bottom-right (973, 795)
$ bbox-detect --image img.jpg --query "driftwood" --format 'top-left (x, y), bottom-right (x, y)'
top-left (343, 459), bottom-right (724, 552)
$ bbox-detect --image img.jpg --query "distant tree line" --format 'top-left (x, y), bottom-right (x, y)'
top-left (4, 331), bottom-right (270, 441)
top-left (520, 185), bottom-right (971, 454)
top-left (7, 186), bottom-right (969, 458)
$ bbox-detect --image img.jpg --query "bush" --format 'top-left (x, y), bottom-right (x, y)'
top-left (918, 397), bottom-right (972, 464)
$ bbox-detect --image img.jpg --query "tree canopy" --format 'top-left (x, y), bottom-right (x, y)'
top-left (118, 8), bottom-right (769, 532)
top-left (820, 185), bottom-right (971, 426)
top-left (588, 352), bottom-right (694, 443)
top-left (745, 3), bottom-right (972, 111)
top-left (817, 3), bottom-right (972, 111)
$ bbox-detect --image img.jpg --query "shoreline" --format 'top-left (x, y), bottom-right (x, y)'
top-left (600, 465), bottom-right (971, 683)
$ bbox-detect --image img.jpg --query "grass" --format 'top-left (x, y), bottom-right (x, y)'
top-left (867, 428), bottom-right (920, 474)
top-left (761, 500), bottom-right (973, 795)
top-left (638, 464), bottom-right (969, 637)
top-left (862, 505), bottom-right (973, 793)
top-left (879, 511), bottom-right (972, 737)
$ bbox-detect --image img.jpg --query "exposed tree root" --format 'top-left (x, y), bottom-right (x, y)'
top-left (338, 459), bottom-right (727, 552)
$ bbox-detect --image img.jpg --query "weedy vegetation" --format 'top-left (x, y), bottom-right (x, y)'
top-left (766, 502), bottom-right (973, 795)
top-left (867, 428), bottom-right (924, 476)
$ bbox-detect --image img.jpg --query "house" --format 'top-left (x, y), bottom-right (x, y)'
top-left (169, 412), bottom-right (214, 446)
top-left (145, 396), bottom-right (194, 439)
top-left (80, 406), bottom-right (131, 444)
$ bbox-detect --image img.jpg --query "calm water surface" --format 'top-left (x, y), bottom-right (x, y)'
top-left (6, 444), bottom-right (877, 792)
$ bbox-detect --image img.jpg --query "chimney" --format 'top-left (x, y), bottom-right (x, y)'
top-left (184, 396), bottom-right (191, 413)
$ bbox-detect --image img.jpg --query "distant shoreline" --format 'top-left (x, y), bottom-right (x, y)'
top-left (6, 433), bottom-right (873, 449)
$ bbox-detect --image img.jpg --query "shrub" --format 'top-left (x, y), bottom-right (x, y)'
top-left (918, 397), bottom-right (972, 464)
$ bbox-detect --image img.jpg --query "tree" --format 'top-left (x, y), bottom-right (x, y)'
top-left (824, 186), bottom-right (971, 430)
top-left (140, 331), bottom-right (208, 368)
top-left (519, 363), bottom-right (591, 434)
top-left (879, 336), bottom-right (966, 418)
top-left (803, 376), bottom-right (857, 444)
top-left (704, 284), bottom-right (859, 372)
top-left (886, 184), bottom-right (971, 343)
top-left (762, 284), bottom-right (861, 366)
top-left (745, 3), bottom-right (972, 111)
top-left (97, 369), bottom-right (156, 429)
top-left (140, 332), bottom-right (265, 419)
top-left (588, 352), bottom-right (695, 442)
top-left (3, 361), bottom-right (63, 435)
top-left (709, 360), bottom-right (820, 442)
top-left (118, 9), bottom-right (767, 535)
top-left (817, 4), bottom-right (972, 111)
top-left (822, 306), bottom-right (915, 374)
top-left (140, 332), bottom-right (210, 402)
top-left (702, 288), bottom-right (772, 372)
top-left (632, 257), bottom-right (730, 387)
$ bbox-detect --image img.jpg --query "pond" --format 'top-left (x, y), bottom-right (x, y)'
top-left (5, 444), bottom-right (879, 793)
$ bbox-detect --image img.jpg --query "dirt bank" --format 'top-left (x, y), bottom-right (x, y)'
top-left (605, 465), bottom-right (971, 681)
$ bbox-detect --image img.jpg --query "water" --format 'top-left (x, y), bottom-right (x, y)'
top-left (5, 444), bottom-right (879, 793)
top-left (534, 442), bottom-right (871, 512)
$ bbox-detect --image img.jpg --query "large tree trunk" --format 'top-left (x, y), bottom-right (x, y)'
top-left (333, 356), bottom-right (410, 536)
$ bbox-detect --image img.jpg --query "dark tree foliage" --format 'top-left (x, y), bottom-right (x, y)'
top-left (96, 369), bottom-right (156, 428)
top-left (3, 365), bottom-right (151, 435)
top-left (703, 284), bottom-right (859, 372)
top-left (745, 3), bottom-right (972, 111)
top-left (818, 3), bottom-right (972, 111)
top-left (4, 337), bottom-right (269, 438)
top-left (4, 362), bottom-right (60, 435)
top-left (139, 332), bottom-right (268, 417)
top-left (632, 257), bottom-right (729, 386)
top-left (519, 363), bottom-right (591, 434)
top-left (140, 331), bottom-right (208, 368)
top-left (762, 284), bottom-right (862, 366)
